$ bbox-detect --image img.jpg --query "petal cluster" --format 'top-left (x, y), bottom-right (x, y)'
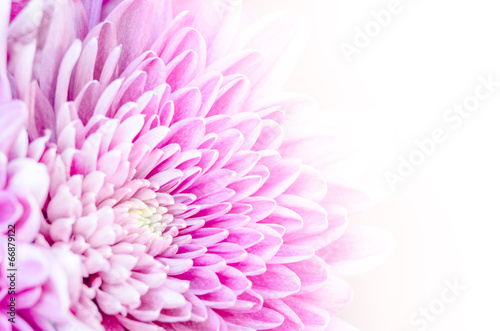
top-left (5, 1), bottom-right (392, 330)
top-left (1, 7), bottom-right (79, 327)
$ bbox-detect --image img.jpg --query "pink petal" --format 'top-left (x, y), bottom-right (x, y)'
top-left (275, 194), bottom-right (328, 238)
top-left (173, 307), bottom-right (221, 331)
top-left (217, 266), bottom-right (251, 295)
top-left (193, 253), bottom-right (226, 273)
top-left (187, 72), bottom-right (222, 118)
top-left (242, 197), bottom-right (276, 223)
top-left (198, 284), bottom-right (237, 309)
top-left (207, 75), bottom-right (250, 117)
top-left (287, 256), bottom-right (329, 294)
top-left (82, 0), bottom-right (103, 29)
top-left (245, 223), bottom-right (282, 262)
top-left (284, 164), bottom-right (327, 203)
top-left (255, 159), bottom-right (301, 198)
top-left (165, 118), bottom-right (206, 151)
top-left (177, 268), bottom-right (220, 295)
top-left (208, 243), bottom-right (247, 264)
top-left (225, 227), bottom-right (264, 249)
top-left (267, 244), bottom-right (314, 265)
top-left (228, 289), bottom-right (263, 313)
top-left (170, 87), bottom-right (202, 123)
top-left (0, 192), bottom-right (22, 231)
top-left (106, 0), bottom-right (154, 73)
top-left (249, 264), bottom-right (300, 300)
top-left (261, 205), bottom-right (303, 235)
top-left (232, 253), bottom-right (266, 277)
top-left (55, 40), bottom-right (82, 113)
top-left (221, 307), bottom-right (284, 330)
top-left (282, 296), bottom-right (330, 330)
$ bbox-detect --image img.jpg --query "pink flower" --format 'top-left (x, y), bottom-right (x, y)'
top-left (6, 0), bottom-right (392, 330)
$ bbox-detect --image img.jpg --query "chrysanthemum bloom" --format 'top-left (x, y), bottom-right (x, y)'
top-left (7, 0), bottom-right (392, 330)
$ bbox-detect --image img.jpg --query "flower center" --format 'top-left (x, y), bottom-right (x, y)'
top-left (113, 182), bottom-right (177, 242)
top-left (129, 205), bottom-right (170, 236)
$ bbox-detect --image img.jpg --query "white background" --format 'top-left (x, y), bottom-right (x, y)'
top-left (248, 1), bottom-right (500, 330)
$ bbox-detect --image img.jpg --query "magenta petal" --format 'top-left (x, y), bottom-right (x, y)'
top-left (282, 296), bottom-right (330, 330)
top-left (255, 159), bottom-right (301, 198)
top-left (106, 0), bottom-right (154, 73)
top-left (227, 175), bottom-right (263, 202)
top-left (157, 302), bottom-right (193, 323)
top-left (208, 75), bottom-right (250, 117)
top-left (267, 244), bottom-right (314, 265)
top-left (210, 129), bottom-right (244, 170)
top-left (243, 197), bottom-right (276, 223)
top-left (229, 289), bottom-right (263, 313)
top-left (115, 315), bottom-right (165, 331)
top-left (209, 243), bottom-right (247, 264)
top-left (173, 307), bottom-right (221, 331)
top-left (249, 264), bottom-right (300, 300)
top-left (54, 40), bottom-right (82, 113)
top-left (284, 164), bottom-right (327, 203)
top-left (186, 169), bottom-right (234, 198)
top-left (177, 268), bottom-right (220, 295)
top-left (261, 205), bottom-right (303, 235)
top-left (217, 266), bottom-right (250, 295)
top-left (192, 253), bottom-right (226, 273)
top-left (190, 227), bottom-right (229, 247)
top-left (0, 191), bottom-right (22, 231)
top-left (170, 87), bottom-right (202, 123)
top-left (245, 223), bottom-right (282, 261)
top-left (264, 299), bottom-right (303, 330)
top-left (16, 286), bottom-right (42, 309)
top-left (230, 113), bottom-right (262, 151)
top-left (82, 0), bottom-right (103, 29)
top-left (225, 151), bottom-right (260, 178)
top-left (290, 205), bottom-right (348, 250)
top-left (275, 194), bottom-right (328, 238)
top-left (286, 256), bottom-right (329, 294)
top-left (198, 284), bottom-right (237, 309)
top-left (166, 118), bottom-right (206, 151)
top-left (160, 27), bottom-right (206, 72)
top-left (232, 253), bottom-right (266, 276)
top-left (225, 227), bottom-right (264, 249)
top-left (187, 72), bottom-right (222, 118)
top-left (221, 307), bottom-right (284, 330)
